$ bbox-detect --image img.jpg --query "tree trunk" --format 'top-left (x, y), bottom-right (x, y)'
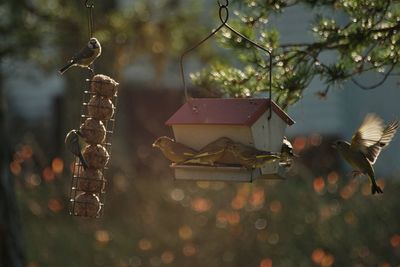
top-left (0, 71), bottom-right (26, 267)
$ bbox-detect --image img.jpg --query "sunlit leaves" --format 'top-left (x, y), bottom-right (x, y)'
top-left (193, 0), bottom-right (400, 108)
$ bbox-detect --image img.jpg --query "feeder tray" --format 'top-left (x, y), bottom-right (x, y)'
top-left (172, 164), bottom-right (288, 182)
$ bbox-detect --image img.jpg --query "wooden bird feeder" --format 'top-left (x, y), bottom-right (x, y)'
top-left (165, 98), bottom-right (295, 182)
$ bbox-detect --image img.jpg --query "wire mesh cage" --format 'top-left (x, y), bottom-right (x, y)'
top-left (69, 75), bottom-right (119, 218)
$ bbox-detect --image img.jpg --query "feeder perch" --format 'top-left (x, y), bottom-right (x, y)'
top-left (165, 98), bottom-right (295, 182)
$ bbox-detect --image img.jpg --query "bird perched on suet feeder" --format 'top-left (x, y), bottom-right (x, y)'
top-left (333, 113), bottom-right (398, 194)
top-left (59, 37), bottom-right (101, 74)
top-left (65, 129), bottom-right (88, 169)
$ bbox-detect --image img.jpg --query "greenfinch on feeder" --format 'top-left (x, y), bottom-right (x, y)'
top-left (65, 129), bottom-right (88, 169)
top-left (152, 136), bottom-right (197, 164)
top-left (333, 113), bottom-right (399, 194)
top-left (59, 37), bottom-right (101, 74)
top-left (228, 142), bottom-right (281, 169)
top-left (183, 137), bottom-right (234, 165)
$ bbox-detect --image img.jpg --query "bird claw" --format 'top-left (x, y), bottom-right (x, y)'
top-left (87, 66), bottom-right (95, 75)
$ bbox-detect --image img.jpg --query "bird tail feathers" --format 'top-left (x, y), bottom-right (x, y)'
top-left (59, 61), bottom-right (74, 74)
top-left (371, 183), bottom-right (383, 194)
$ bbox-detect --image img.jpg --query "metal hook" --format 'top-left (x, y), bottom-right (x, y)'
top-left (219, 5), bottom-right (229, 24)
top-left (218, 0), bottom-right (229, 7)
top-left (180, 0), bottom-right (274, 119)
top-left (85, 0), bottom-right (94, 8)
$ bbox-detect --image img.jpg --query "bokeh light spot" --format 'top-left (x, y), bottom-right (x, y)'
top-left (255, 218), bottom-right (268, 230)
top-left (344, 212), bottom-right (357, 225)
top-left (249, 187), bottom-right (265, 208)
top-left (390, 234), bottom-right (400, 247)
top-left (42, 167), bottom-right (55, 182)
top-left (138, 238), bottom-right (152, 251)
top-left (321, 254), bottom-right (335, 267)
top-left (48, 198), bottom-right (63, 213)
top-left (182, 243), bottom-right (197, 257)
top-left (170, 188), bottom-right (185, 201)
top-left (161, 251), bottom-right (175, 264)
top-left (231, 196), bottom-right (246, 210)
top-left (10, 161), bottom-right (21, 176)
top-left (260, 258), bottom-right (272, 267)
top-left (178, 225), bottom-right (193, 240)
top-left (25, 174), bottom-right (41, 187)
top-left (267, 233), bottom-right (279, 245)
top-left (21, 145), bottom-right (33, 160)
top-left (95, 230), bottom-right (110, 244)
top-left (309, 133), bottom-right (322, 146)
top-left (327, 171), bottom-right (339, 184)
top-left (293, 136), bottom-right (307, 152)
top-left (52, 157), bottom-right (64, 174)
top-left (270, 200), bottom-right (282, 213)
top-left (191, 197), bottom-right (212, 213)
top-left (313, 177), bottom-right (325, 193)
top-left (312, 248), bottom-right (325, 264)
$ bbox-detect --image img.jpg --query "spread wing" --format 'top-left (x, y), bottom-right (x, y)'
top-left (351, 114), bottom-right (399, 164)
top-left (350, 113), bottom-right (384, 153)
top-left (365, 120), bottom-right (399, 164)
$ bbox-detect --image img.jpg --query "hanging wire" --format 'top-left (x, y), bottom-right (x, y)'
top-left (84, 0), bottom-right (95, 75)
top-left (180, 0), bottom-right (273, 119)
top-left (85, 0), bottom-right (94, 38)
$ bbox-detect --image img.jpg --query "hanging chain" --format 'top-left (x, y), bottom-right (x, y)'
top-left (180, 0), bottom-right (273, 120)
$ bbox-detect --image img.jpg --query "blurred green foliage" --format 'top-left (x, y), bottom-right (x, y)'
top-left (192, 0), bottom-right (400, 108)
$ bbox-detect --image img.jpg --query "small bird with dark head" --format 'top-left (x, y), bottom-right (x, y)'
top-left (65, 129), bottom-right (88, 169)
top-left (152, 136), bottom-right (198, 164)
top-left (280, 136), bottom-right (296, 167)
top-left (59, 37), bottom-right (101, 74)
top-left (333, 114), bottom-right (398, 194)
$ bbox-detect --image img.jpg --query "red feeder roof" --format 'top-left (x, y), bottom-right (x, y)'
top-left (165, 98), bottom-right (295, 126)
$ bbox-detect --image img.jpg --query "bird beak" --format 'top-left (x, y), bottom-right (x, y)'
top-left (152, 143), bottom-right (157, 148)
